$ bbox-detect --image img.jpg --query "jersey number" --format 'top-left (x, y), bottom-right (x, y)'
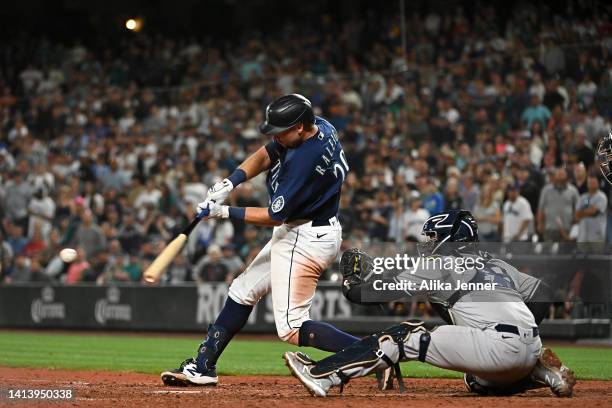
top-left (333, 149), bottom-right (349, 182)
top-left (472, 266), bottom-right (516, 290)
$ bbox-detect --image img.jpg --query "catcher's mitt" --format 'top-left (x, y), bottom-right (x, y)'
top-left (339, 248), bottom-right (375, 298)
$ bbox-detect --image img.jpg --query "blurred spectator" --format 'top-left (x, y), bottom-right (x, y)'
top-left (24, 223), bottom-right (47, 257)
top-left (517, 165), bottom-right (542, 214)
top-left (237, 225), bottom-right (268, 260)
top-left (459, 175), bottom-right (479, 213)
top-left (403, 193), bottom-right (430, 242)
top-left (575, 174), bottom-right (608, 243)
top-left (473, 183), bottom-right (501, 241)
top-left (0, 2), bottom-right (610, 288)
top-left (165, 253), bottom-right (192, 284)
top-left (194, 244), bottom-right (232, 283)
top-left (418, 175), bottom-right (444, 215)
top-left (572, 128), bottom-right (594, 169)
top-left (0, 230), bottom-right (14, 281)
top-left (182, 172), bottom-right (208, 208)
top-left (27, 187), bottom-right (55, 240)
top-left (521, 95), bottom-right (551, 129)
top-left (572, 163), bottom-right (588, 194)
top-left (121, 255), bottom-right (143, 282)
top-left (187, 212), bottom-right (234, 261)
top-left (134, 179), bottom-right (162, 220)
top-left (82, 251), bottom-right (110, 282)
top-left (3, 171), bottom-right (32, 229)
top-left (8, 255), bottom-right (32, 283)
top-left (98, 159), bottom-right (131, 192)
top-left (220, 244), bottom-right (244, 280)
top-left (502, 184), bottom-right (533, 243)
top-left (65, 247), bottom-right (90, 284)
top-left (577, 73), bottom-right (598, 108)
top-left (72, 208), bottom-right (107, 257)
top-left (28, 259), bottom-right (50, 282)
top-left (6, 222), bottom-right (28, 255)
top-left (443, 178), bottom-right (463, 211)
top-left (118, 210), bottom-right (143, 255)
top-left (369, 190), bottom-right (393, 241)
top-left (543, 76), bottom-right (568, 111)
top-left (537, 168), bottom-right (579, 242)
top-left (584, 106), bottom-right (608, 145)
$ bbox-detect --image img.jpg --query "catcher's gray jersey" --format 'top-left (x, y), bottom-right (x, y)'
top-left (357, 253), bottom-right (543, 389)
top-left (389, 254), bottom-right (540, 329)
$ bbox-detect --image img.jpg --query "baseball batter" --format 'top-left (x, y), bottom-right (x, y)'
top-left (284, 210), bottom-right (576, 398)
top-left (161, 94), bottom-right (362, 386)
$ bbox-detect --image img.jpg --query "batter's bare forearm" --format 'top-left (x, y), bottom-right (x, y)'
top-left (238, 146), bottom-right (272, 180)
top-left (244, 207), bottom-right (283, 227)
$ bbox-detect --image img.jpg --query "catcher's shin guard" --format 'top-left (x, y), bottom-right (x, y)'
top-left (309, 321), bottom-right (430, 393)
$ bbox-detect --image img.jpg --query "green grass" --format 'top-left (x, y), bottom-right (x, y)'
top-left (0, 331), bottom-right (610, 380)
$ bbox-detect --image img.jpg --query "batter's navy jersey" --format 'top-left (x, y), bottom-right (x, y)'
top-left (264, 116), bottom-right (349, 223)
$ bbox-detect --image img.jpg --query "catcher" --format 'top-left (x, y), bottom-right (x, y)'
top-left (284, 210), bottom-right (576, 397)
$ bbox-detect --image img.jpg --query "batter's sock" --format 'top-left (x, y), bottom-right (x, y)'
top-left (214, 297), bottom-right (253, 333)
top-left (195, 297), bottom-right (253, 373)
top-left (298, 320), bottom-right (360, 352)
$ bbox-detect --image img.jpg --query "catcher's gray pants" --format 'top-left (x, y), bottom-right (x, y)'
top-left (345, 325), bottom-right (541, 387)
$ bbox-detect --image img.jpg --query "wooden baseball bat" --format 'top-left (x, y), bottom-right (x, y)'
top-left (143, 209), bottom-right (207, 283)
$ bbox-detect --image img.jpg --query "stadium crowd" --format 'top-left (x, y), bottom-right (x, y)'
top-left (0, 2), bottom-right (610, 297)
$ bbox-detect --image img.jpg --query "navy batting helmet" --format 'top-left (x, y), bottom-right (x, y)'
top-left (259, 94), bottom-right (315, 136)
top-left (418, 210), bottom-right (479, 255)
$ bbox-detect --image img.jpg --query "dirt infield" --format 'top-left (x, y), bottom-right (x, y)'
top-left (0, 367), bottom-right (610, 407)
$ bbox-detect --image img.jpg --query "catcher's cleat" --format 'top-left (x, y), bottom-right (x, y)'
top-left (376, 367), bottom-right (394, 391)
top-left (463, 373), bottom-right (490, 395)
top-left (530, 348), bottom-right (576, 397)
top-left (284, 351), bottom-right (336, 397)
top-left (161, 357), bottom-right (218, 386)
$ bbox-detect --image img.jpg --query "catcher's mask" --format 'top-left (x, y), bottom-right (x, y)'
top-left (417, 210), bottom-right (478, 256)
top-left (597, 130), bottom-right (612, 185)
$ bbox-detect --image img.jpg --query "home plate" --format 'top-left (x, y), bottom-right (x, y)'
top-left (148, 390), bottom-right (209, 394)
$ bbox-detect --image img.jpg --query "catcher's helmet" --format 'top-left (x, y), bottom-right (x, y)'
top-left (259, 94), bottom-right (315, 136)
top-left (597, 130), bottom-right (612, 185)
top-left (418, 210), bottom-right (478, 255)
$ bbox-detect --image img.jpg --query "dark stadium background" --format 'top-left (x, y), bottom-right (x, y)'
top-left (0, 1), bottom-right (596, 41)
top-left (0, 0), bottom-right (610, 337)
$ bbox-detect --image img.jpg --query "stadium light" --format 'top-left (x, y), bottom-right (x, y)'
top-left (125, 18), bottom-right (143, 32)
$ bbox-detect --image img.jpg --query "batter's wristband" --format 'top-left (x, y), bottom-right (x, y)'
top-left (227, 169), bottom-right (247, 187)
top-left (228, 207), bottom-right (246, 220)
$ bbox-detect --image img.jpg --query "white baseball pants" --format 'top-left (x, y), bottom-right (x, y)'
top-left (228, 217), bottom-right (342, 344)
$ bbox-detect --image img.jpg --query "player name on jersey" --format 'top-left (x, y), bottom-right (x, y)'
top-left (314, 128), bottom-right (340, 176)
top-left (373, 279), bottom-right (498, 292)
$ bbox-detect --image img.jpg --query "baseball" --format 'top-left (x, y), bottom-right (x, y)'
top-left (59, 248), bottom-right (77, 263)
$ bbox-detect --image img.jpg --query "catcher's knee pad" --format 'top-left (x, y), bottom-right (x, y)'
top-left (309, 321), bottom-right (429, 378)
top-left (379, 320), bottom-right (431, 362)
